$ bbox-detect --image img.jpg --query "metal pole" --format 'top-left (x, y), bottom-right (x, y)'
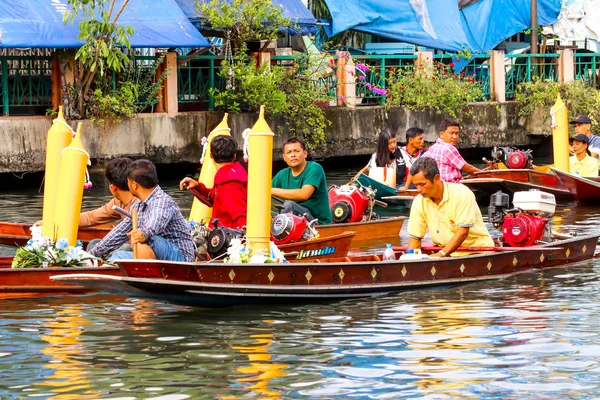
top-left (531, 0), bottom-right (538, 54)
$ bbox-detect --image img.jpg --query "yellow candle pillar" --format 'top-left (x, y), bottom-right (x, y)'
top-left (189, 113), bottom-right (231, 223)
top-left (246, 106), bottom-right (274, 253)
top-left (42, 106), bottom-right (73, 237)
top-left (551, 93), bottom-right (570, 172)
top-left (53, 123), bottom-right (90, 245)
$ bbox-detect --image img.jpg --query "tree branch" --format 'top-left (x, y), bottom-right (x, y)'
top-left (111, 0), bottom-right (129, 24)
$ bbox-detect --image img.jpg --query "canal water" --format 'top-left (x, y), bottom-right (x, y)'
top-left (0, 167), bottom-right (600, 398)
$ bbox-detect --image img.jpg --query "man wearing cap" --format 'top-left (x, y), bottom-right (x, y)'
top-left (569, 115), bottom-right (600, 158)
top-left (570, 134), bottom-right (599, 177)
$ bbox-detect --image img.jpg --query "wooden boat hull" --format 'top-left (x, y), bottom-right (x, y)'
top-left (52, 234), bottom-right (599, 307)
top-left (0, 217), bottom-right (404, 248)
top-left (0, 222), bottom-right (111, 247)
top-left (382, 189), bottom-right (417, 208)
top-left (461, 169), bottom-right (573, 200)
top-left (551, 167), bottom-right (600, 202)
top-left (0, 257), bottom-right (120, 293)
top-left (279, 231), bottom-right (355, 260)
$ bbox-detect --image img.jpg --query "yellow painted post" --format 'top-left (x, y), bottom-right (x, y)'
top-left (551, 94), bottom-right (570, 172)
top-left (42, 106), bottom-right (73, 237)
top-left (53, 123), bottom-right (89, 245)
top-left (189, 113), bottom-right (231, 223)
top-left (246, 106), bottom-right (274, 253)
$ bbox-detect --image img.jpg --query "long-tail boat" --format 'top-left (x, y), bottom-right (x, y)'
top-left (52, 233), bottom-right (599, 307)
top-left (0, 217), bottom-right (405, 247)
top-left (461, 169), bottom-right (574, 201)
top-left (0, 231), bottom-right (356, 294)
top-left (0, 257), bottom-right (121, 294)
top-left (551, 167), bottom-right (600, 202)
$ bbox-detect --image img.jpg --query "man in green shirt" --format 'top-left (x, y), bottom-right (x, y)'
top-left (272, 137), bottom-right (333, 225)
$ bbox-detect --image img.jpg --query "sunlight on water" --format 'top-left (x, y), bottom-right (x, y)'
top-left (0, 169), bottom-right (599, 397)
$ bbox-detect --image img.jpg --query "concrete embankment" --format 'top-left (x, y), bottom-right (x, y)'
top-left (0, 103), bottom-right (551, 173)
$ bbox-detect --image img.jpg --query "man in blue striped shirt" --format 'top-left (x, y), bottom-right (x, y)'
top-left (90, 160), bottom-right (195, 262)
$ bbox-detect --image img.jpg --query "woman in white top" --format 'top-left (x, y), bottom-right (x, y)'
top-left (356, 131), bottom-right (398, 187)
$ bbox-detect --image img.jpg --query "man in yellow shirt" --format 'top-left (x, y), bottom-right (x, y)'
top-left (569, 134), bottom-right (599, 177)
top-left (407, 157), bottom-right (494, 257)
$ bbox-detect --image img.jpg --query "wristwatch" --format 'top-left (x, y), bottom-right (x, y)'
top-left (439, 249), bottom-right (447, 257)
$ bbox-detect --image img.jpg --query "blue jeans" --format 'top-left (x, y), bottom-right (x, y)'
top-left (108, 236), bottom-right (185, 262)
top-left (275, 200), bottom-right (316, 222)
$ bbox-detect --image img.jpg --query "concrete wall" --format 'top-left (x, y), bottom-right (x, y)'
top-left (0, 103), bottom-right (551, 173)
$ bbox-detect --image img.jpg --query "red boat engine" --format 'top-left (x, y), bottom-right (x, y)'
top-left (506, 150), bottom-right (532, 169)
top-left (488, 190), bottom-right (556, 247)
top-left (270, 213), bottom-right (317, 245)
top-left (490, 146), bottom-right (533, 169)
top-left (328, 184), bottom-right (370, 224)
top-left (502, 214), bottom-right (548, 247)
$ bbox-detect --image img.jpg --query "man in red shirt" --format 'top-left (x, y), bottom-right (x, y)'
top-left (180, 136), bottom-right (248, 229)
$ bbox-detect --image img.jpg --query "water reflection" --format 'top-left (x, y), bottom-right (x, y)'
top-left (39, 306), bottom-right (99, 399)
top-left (231, 328), bottom-right (288, 398)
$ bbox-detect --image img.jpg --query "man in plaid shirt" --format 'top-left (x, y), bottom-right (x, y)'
top-left (90, 160), bottom-right (195, 262)
top-left (422, 118), bottom-right (481, 183)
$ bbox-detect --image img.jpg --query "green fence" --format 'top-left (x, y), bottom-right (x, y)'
top-left (0, 56), bottom-right (53, 116)
top-left (353, 54), bottom-right (418, 104)
top-left (177, 54), bottom-right (338, 111)
top-left (505, 53), bottom-right (559, 99)
top-left (574, 53), bottom-right (600, 88)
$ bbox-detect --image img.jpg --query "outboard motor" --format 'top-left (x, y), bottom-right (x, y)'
top-left (270, 213), bottom-right (317, 245)
top-left (488, 190), bottom-right (555, 247)
top-left (206, 220), bottom-right (245, 258)
top-left (506, 150), bottom-right (532, 169)
top-left (488, 191), bottom-right (510, 228)
top-left (328, 184), bottom-right (371, 224)
top-left (490, 146), bottom-right (533, 169)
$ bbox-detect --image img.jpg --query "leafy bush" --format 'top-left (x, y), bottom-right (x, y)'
top-left (386, 62), bottom-right (485, 118)
top-left (515, 78), bottom-right (600, 134)
top-left (211, 56), bottom-right (330, 149)
top-left (211, 58), bottom-right (288, 114)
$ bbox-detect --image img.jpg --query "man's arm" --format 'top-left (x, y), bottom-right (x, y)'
top-left (89, 218), bottom-right (132, 259)
top-left (407, 236), bottom-right (422, 251)
top-left (430, 227), bottom-right (470, 257)
top-left (461, 163), bottom-right (481, 176)
top-left (271, 185), bottom-right (316, 201)
top-left (79, 198), bottom-right (121, 227)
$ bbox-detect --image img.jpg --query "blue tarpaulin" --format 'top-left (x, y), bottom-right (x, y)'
top-left (176, 0), bottom-right (318, 35)
top-left (0, 0), bottom-right (211, 48)
top-left (323, 0), bottom-right (561, 54)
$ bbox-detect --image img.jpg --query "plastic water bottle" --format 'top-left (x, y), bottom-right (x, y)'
top-left (383, 243), bottom-right (395, 261)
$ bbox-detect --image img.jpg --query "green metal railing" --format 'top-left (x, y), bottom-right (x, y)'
top-left (353, 54), bottom-right (418, 104)
top-left (177, 54), bottom-right (338, 110)
top-left (177, 55), bottom-right (225, 110)
top-left (574, 53), bottom-right (600, 88)
top-left (505, 53), bottom-right (559, 99)
top-left (433, 53), bottom-right (491, 99)
top-left (0, 56), bottom-right (53, 116)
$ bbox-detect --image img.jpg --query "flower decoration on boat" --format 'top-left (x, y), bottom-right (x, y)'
top-left (11, 226), bottom-right (99, 269)
top-left (224, 239), bottom-right (287, 264)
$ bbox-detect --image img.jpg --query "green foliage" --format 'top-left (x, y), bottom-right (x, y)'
top-left (62, 0), bottom-right (141, 119)
top-left (515, 78), bottom-right (600, 134)
top-left (45, 108), bottom-right (58, 118)
top-left (387, 62), bottom-right (485, 118)
top-left (280, 63), bottom-right (331, 149)
top-left (87, 82), bottom-right (138, 124)
top-left (12, 238), bottom-right (99, 269)
top-left (85, 54), bottom-right (169, 124)
top-left (211, 57), bottom-right (288, 113)
top-left (197, 0), bottom-right (293, 52)
top-left (210, 56), bottom-right (330, 149)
